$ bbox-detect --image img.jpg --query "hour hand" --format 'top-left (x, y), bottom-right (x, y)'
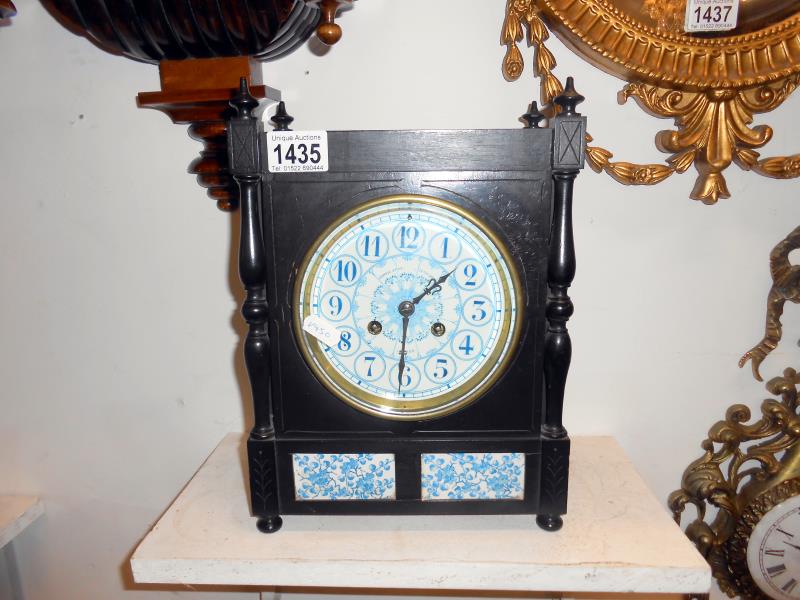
top-left (412, 269), bottom-right (455, 304)
top-left (785, 541), bottom-right (800, 551)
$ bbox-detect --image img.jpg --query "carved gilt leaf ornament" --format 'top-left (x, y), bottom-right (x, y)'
top-left (502, 0), bottom-right (800, 203)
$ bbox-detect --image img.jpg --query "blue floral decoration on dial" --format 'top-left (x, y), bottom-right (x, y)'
top-left (365, 265), bottom-right (448, 345)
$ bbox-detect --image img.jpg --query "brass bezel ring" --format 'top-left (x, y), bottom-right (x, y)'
top-left (292, 194), bottom-right (524, 421)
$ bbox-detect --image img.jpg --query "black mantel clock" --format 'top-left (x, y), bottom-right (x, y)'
top-left (33, 0), bottom-right (586, 537)
top-left (228, 79), bottom-right (587, 533)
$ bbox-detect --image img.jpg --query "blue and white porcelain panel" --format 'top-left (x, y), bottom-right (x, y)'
top-left (420, 452), bottom-right (525, 500)
top-left (292, 453), bottom-right (396, 500)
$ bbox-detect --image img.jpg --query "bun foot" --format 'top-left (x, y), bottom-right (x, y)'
top-left (256, 516), bottom-right (283, 534)
top-left (536, 514), bottom-right (563, 532)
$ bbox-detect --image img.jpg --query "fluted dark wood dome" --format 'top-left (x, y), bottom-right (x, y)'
top-left (43, 0), bottom-right (319, 63)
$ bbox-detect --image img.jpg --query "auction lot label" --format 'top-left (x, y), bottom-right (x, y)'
top-left (685, 0), bottom-right (739, 32)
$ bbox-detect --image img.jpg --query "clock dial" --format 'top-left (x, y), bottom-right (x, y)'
top-left (293, 195), bottom-right (522, 420)
top-left (747, 495), bottom-right (800, 599)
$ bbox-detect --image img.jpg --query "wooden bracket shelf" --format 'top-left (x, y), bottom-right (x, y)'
top-left (138, 56), bottom-right (280, 211)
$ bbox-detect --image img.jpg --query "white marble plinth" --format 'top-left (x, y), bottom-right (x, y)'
top-left (130, 434), bottom-right (710, 595)
top-left (0, 496), bottom-right (43, 550)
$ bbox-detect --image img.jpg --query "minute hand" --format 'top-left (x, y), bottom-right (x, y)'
top-left (397, 315), bottom-right (409, 392)
top-left (412, 269), bottom-right (455, 305)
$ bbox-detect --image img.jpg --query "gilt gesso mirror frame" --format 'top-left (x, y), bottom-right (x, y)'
top-left (503, 0), bottom-right (800, 203)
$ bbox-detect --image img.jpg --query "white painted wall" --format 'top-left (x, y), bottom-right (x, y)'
top-left (0, 1), bottom-right (798, 599)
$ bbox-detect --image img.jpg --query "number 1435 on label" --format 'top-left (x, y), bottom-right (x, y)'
top-left (267, 130), bottom-right (329, 173)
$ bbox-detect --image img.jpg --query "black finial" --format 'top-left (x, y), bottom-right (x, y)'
top-left (521, 100), bottom-right (546, 128)
top-left (230, 77), bottom-right (258, 118)
top-left (271, 101), bottom-right (294, 131)
top-left (554, 77), bottom-right (584, 116)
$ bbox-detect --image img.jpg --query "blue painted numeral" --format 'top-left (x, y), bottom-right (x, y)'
top-left (364, 355), bottom-right (376, 376)
top-left (337, 331), bottom-right (352, 351)
top-left (328, 295), bottom-right (343, 316)
top-left (362, 235), bottom-right (381, 258)
top-left (335, 259), bottom-right (358, 283)
top-left (399, 225), bottom-right (419, 249)
top-left (434, 358), bottom-right (449, 379)
top-left (470, 299), bottom-right (487, 321)
top-left (463, 263), bottom-right (478, 286)
top-left (458, 335), bottom-right (474, 356)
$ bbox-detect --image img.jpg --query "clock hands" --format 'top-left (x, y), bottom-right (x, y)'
top-left (395, 270), bottom-right (455, 392)
top-left (784, 541), bottom-right (800, 551)
top-left (397, 313), bottom-right (410, 392)
top-left (411, 269), bottom-right (456, 305)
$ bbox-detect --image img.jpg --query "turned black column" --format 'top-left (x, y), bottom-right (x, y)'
top-left (543, 171), bottom-right (576, 438)
top-left (230, 79), bottom-right (272, 439)
top-left (536, 78), bottom-right (586, 532)
top-left (543, 77), bottom-right (586, 439)
top-left (228, 78), bottom-right (282, 533)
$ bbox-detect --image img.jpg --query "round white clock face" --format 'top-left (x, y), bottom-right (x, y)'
top-left (293, 195), bottom-right (522, 420)
top-left (747, 494), bottom-right (800, 599)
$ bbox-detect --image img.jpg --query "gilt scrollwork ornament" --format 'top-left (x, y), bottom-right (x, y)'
top-left (669, 369), bottom-right (800, 598)
top-left (751, 154), bottom-right (800, 180)
top-left (502, 0), bottom-right (678, 191)
top-left (502, 0), bottom-right (800, 203)
top-left (584, 133), bottom-right (676, 186)
top-left (622, 77), bottom-right (800, 202)
top-left (502, 0), bottom-right (563, 105)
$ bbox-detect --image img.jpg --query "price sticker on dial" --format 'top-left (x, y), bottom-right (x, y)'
top-left (267, 130), bottom-right (329, 173)
top-left (685, 0), bottom-right (739, 32)
top-left (302, 315), bottom-right (340, 347)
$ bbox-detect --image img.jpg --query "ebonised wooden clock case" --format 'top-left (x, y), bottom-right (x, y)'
top-left (227, 79), bottom-right (586, 533)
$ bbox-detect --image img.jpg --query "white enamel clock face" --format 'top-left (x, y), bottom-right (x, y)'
top-left (293, 195), bottom-right (522, 420)
top-left (747, 494), bottom-right (800, 599)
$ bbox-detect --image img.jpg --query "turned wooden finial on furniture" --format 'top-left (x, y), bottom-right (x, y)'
top-left (137, 57), bottom-right (279, 212)
top-left (310, 0), bottom-right (353, 45)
